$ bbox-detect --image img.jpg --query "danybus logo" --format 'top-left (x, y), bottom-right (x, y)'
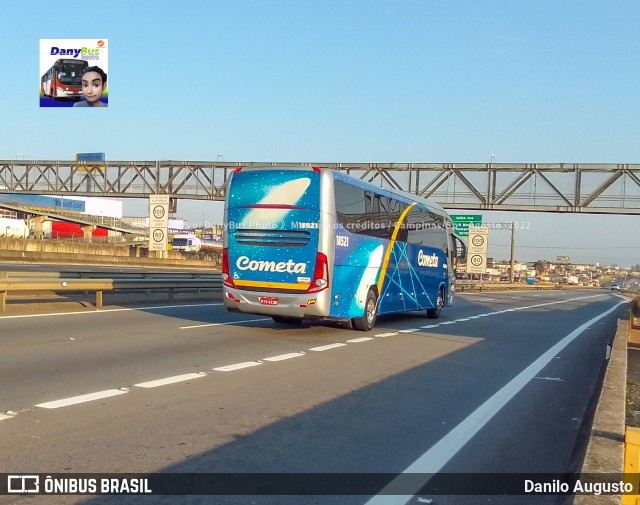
top-left (97, 40), bottom-right (105, 47)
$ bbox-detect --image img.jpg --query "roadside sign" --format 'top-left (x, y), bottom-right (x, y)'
top-left (467, 225), bottom-right (489, 274)
top-left (450, 215), bottom-right (482, 236)
top-left (149, 194), bottom-right (170, 252)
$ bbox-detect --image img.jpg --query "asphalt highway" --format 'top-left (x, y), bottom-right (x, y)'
top-left (0, 289), bottom-right (628, 505)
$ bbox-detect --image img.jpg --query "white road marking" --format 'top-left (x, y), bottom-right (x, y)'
top-left (133, 373), bottom-right (206, 388)
top-left (35, 389), bottom-right (128, 409)
top-left (398, 329), bottom-right (420, 333)
top-left (213, 362), bottom-right (262, 372)
top-left (439, 321), bottom-right (456, 325)
top-left (0, 413), bottom-right (15, 421)
top-left (347, 337), bottom-right (374, 343)
top-left (309, 343), bottom-right (347, 352)
top-left (363, 300), bottom-right (625, 505)
top-left (420, 325), bottom-right (439, 329)
top-left (180, 318), bottom-right (271, 329)
top-left (479, 298), bottom-right (495, 301)
top-left (375, 332), bottom-right (398, 338)
top-left (0, 303), bottom-right (222, 320)
top-left (534, 376), bottom-right (565, 382)
top-left (455, 318), bottom-right (470, 322)
top-left (263, 352), bottom-right (305, 362)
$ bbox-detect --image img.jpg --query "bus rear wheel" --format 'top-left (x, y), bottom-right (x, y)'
top-left (352, 289), bottom-right (377, 331)
top-left (427, 287), bottom-right (444, 319)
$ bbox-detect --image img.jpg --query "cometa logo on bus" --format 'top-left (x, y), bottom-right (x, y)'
top-left (236, 256), bottom-right (307, 274)
top-left (418, 250), bottom-right (439, 268)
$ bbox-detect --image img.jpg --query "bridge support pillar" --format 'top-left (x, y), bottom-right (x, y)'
top-left (81, 225), bottom-right (97, 239)
top-left (29, 216), bottom-right (48, 240)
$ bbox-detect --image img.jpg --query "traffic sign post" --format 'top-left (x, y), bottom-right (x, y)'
top-left (466, 225), bottom-right (489, 275)
top-left (149, 195), bottom-right (170, 252)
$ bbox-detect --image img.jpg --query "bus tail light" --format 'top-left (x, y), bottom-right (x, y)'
top-left (307, 252), bottom-right (329, 293)
top-left (221, 248), bottom-right (237, 289)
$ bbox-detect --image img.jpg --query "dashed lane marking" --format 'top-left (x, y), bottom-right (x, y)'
top-left (12, 292), bottom-right (615, 420)
top-left (263, 352), bottom-right (306, 362)
top-left (179, 318), bottom-right (271, 329)
top-left (35, 389), bottom-right (128, 409)
top-left (213, 362), bottom-right (263, 372)
top-left (133, 373), bottom-right (206, 388)
top-left (309, 343), bottom-right (347, 352)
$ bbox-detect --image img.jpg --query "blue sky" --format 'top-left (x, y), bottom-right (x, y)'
top-left (1, 0), bottom-right (639, 266)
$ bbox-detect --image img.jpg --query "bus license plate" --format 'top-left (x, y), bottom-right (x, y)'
top-left (259, 297), bottom-right (279, 306)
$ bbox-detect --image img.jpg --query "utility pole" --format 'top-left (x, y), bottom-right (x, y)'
top-left (509, 223), bottom-right (516, 283)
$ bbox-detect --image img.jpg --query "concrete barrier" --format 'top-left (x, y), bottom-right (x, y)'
top-left (0, 237), bottom-right (218, 269)
top-left (632, 297), bottom-right (640, 330)
top-left (576, 317), bottom-right (628, 505)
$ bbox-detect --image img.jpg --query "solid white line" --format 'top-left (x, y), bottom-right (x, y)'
top-left (363, 300), bottom-right (625, 505)
top-left (213, 362), bottom-right (262, 372)
top-left (420, 324), bottom-right (439, 329)
top-left (398, 329), bottom-right (420, 333)
top-left (375, 332), bottom-right (398, 338)
top-left (479, 298), bottom-right (495, 301)
top-left (180, 318), bottom-right (271, 329)
top-left (439, 321), bottom-right (456, 325)
top-left (309, 343), bottom-right (347, 352)
top-left (0, 413), bottom-right (15, 421)
top-left (35, 389), bottom-right (128, 409)
top-left (263, 352), bottom-right (305, 362)
top-left (0, 303), bottom-right (222, 320)
top-left (133, 373), bottom-right (205, 388)
top-left (455, 318), bottom-right (470, 322)
top-left (347, 337), bottom-right (374, 343)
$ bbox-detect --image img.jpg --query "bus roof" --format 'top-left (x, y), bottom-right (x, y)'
top-left (231, 165), bottom-right (450, 217)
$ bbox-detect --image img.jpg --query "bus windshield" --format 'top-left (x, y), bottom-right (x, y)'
top-left (57, 63), bottom-right (85, 85)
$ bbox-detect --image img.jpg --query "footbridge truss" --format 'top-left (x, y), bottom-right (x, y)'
top-left (1, 161), bottom-right (639, 215)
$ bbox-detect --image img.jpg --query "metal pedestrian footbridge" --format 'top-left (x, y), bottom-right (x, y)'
top-left (1, 160), bottom-right (639, 215)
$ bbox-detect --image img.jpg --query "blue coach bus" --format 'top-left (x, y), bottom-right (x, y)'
top-left (222, 166), bottom-right (466, 331)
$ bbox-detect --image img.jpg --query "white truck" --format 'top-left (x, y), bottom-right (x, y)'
top-left (171, 234), bottom-right (202, 252)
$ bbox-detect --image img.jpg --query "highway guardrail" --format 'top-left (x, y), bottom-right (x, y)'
top-left (0, 271), bottom-right (222, 312)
